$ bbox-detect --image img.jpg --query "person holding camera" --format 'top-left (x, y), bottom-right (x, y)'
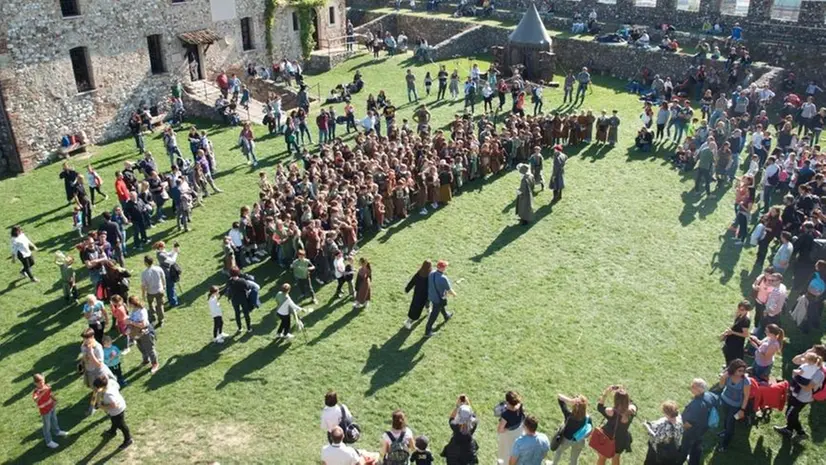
top-left (442, 394), bottom-right (479, 465)
top-left (595, 385), bottom-right (637, 465)
top-left (551, 394), bottom-right (591, 465)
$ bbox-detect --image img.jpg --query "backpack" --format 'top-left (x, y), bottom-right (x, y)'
top-left (339, 405), bottom-right (361, 444)
top-left (169, 262), bottom-right (183, 283)
top-left (383, 431), bottom-right (410, 465)
top-left (493, 401), bottom-right (507, 417)
top-left (706, 393), bottom-right (720, 429)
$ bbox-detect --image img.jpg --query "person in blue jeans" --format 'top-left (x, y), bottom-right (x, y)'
top-left (680, 378), bottom-right (716, 465)
top-left (424, 259), bottom-right (456, 337)
top-left (716, 359), bottom-right (751, 452)
top-left (155, 241), bottom-right (180, 307)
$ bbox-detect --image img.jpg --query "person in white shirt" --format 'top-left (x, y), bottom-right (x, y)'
top-left (333, 251), bottom-right (354, 298)
top-left (321, 391), bottom-right (354, 438)
top-left (745, 154), bottom-right (760, 178)
top-left (761, 156), bottom-right (781, 213)
top-left (93, 375), bottom-right (133, 450)
top-left (10, 225), bottom-right (38, 282)
top-left (360, 111), bottom-right (375, 134)
top-left (275, 283), bottom-right (307, 339)
top-left (750, 125), bottom-right (764, 157)
top-left (208, 285), bottom-right (228, 343)
top-left (800, 96), bottom-right (818, 137)
top-left (322, 426), bottom-right (363, 465)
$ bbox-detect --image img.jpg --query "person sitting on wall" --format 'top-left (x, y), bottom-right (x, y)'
top-left (571, 12), bottom-right (586, 34)
top-left (397, 31), bottom-right (409, 53)
top-left (595, 32), bottom-right (624, 44)
top-left (246, 63), bottom-right (257, 78)
top-left (587, 20), bottom-right (602, 35)
top-left (633, 30), bottom-right (650, 48)
top-left (480, 0), bottom-right (494, 17)
top-left (617, 24), bottom-right (631, 41)
top-left (729, 22), bottom-right (743, 42)
top-left (414, 39), bottom-right (433, 62)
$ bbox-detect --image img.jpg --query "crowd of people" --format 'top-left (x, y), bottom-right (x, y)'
top-left (10, 8), bottom-right (826, 463)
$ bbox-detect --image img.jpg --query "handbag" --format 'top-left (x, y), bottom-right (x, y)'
top-left (550, 423), bottom-right (565, 451)
top-left (589, 409), bottom-right (619, 459)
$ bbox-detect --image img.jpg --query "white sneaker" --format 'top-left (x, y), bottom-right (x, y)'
top-left (215, 336), bottom-right (224, 344)
top-left (56, 431), bottom-right (68, 437)
top-left (46, 441), bottom-right (59, 449)
top-left (285, 333), bottom-right (295, 339)
top-left (431, 203), bottom-right (439, 209)
top-left (220, 332), bottom-right (229, 338)
top-left (404, 319), bottom-right (412, 330)
top-left (121, 347), bottom-right (130, 355)
top-left (419, 208), bottom-right (428, 215)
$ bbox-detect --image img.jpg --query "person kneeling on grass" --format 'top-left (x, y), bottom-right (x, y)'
top-left (275, 283), bottom-right (310, 340)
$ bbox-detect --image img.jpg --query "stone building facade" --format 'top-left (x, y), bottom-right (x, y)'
top-left (0, 0), bottom-right (346, 174)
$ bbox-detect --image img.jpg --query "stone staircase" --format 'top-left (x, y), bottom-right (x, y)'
top-left (183, 80), bottom-right (268, 124)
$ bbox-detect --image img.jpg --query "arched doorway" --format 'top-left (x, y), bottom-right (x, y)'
top-left (311, 8), bottom-right (321, 50)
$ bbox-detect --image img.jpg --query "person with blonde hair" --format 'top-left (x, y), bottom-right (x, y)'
top-left (551, 394), bottom-right (591, 465)
top-left (643, 401), bottom-right (683, 464)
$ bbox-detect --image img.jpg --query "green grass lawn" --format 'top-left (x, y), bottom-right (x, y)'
top-left (0, 51), bottom-right (824, 464)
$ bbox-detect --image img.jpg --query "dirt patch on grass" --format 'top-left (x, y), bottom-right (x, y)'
top-left (121, 418), bottom-right (254, 464)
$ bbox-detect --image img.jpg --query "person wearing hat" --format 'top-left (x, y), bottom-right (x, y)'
top-left (516, 164), bottom-right (535, 225)
top-left (550, 146), bottom-right (568, 202)
top-left (441, 395), bottom-right (479, 464)
top-left (424, 260), bottom-right (456, 337)
top-left (607, 110), bottom-right (620, 146)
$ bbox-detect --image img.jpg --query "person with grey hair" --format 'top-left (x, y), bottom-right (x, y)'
top-left (515, 164), bottom-right (534, 225)
top-left (679, 378), bottom-right (716, 465)
top-left (441, 395), bottom-right (479, 464)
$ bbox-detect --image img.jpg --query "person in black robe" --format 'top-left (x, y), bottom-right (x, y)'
top-left (404, 260), bottom-right (432, 329)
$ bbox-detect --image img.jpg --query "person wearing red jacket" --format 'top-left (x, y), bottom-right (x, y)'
top-left (114, 172), bottom-right (131, 212)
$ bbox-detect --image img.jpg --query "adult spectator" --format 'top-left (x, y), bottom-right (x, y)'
top-left (721, 300), bottom-right (751, 365)
top-left (442, 395), bottom-right (479, 465)
top-left (124, 191), bottom-right (149, 249)
top-left (596, 385), bottom-right (637, 465)
top-left (643, 401), bottom-right (683, 465)
top-left (716, 359), bottom-right (751, 452)
top-left (551, 394), bottom-right (590, 465)
top-left (155, 241), bottom-right (180, 307)
top-left (10, 225), bottom-right (39, 283)
top-left (127, 296), bottom-right (159, 374)
top-left (404, 260), bottom-right (432, 329)
top-left (748, 324), bottom-right (783, 382)
top-left (497, 391), bottom-right (525, 464)
top-left (320, 390), bottom-right (354, 443)
top-left (141, 256), bottom-right (166, 327)
top-left (680, 379), bottom-right (716, 465)
top-left (93, 375), bottom-right (132, 450)
top-left (322, 426), bottom-right (363, 465)
top-left (575, 67), bottom-right (591, 103)
top-left (424, 259), bottom-right (456, 337)
top-left (80, 235), bottom-right (107, 287)
top-left (509, 414), bottom-right (550, 465)
top-left (225, 267), bottom-right (256, 334)
top-left (79, 328), bottom-right (113, 414)
top-left (381, 409), bottom-right (415, 464)
top-left (100, 260), bottom-right (130, 302)
top-left (775, 345), bottom-right (826, 441)
top-left (753, 273), bottom-right (787, 340)
top-left (82, 294), bottom-right (109, 343)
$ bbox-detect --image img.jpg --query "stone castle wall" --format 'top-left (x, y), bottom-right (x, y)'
top-left (0, 0), bottom-right (345, 172)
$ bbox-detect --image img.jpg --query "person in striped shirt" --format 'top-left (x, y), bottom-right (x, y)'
top-left (32, 373), bottom-right (67, 449)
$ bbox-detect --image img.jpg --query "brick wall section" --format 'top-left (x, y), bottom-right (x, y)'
top-left (0, 0), bottom-right (344, 172)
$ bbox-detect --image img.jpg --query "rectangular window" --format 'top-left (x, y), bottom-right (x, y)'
top-left (770, 0), bottom-right (801, 21)
top-left (329, 6), bottom-right (336, 24)
top-left (720, 0), bottom-right (749, 16)
top-left (292, 12), bottom-right (299, 31)
top-left (60, 0), bottom-right (81, 17)
top-left (676, 0), bottom-right (701, 12)
top-left (241, 17), bottom-right (254, 50)
top-left (635, 0), bottom-right (657, 6)
top-left (147, 35), bottom-right (166, 74)
top-left (69, 46), bottom-right (95, 93)
top-left (597, 0), bottom-right (615, 5)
